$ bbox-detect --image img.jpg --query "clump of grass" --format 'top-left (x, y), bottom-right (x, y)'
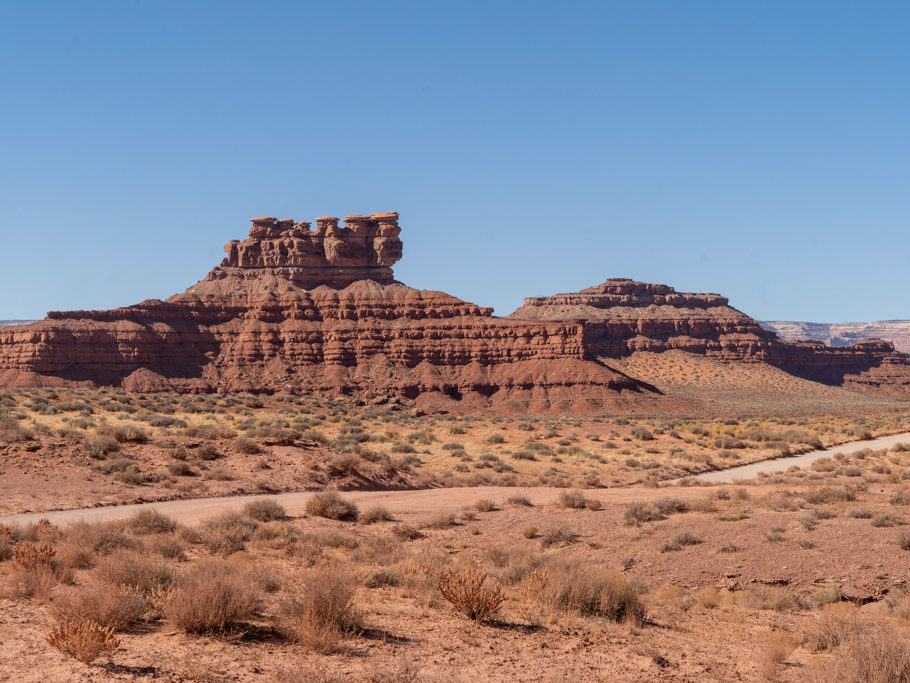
top-left (525, 560), bottom-right (645, 624)
top-left (52, 581), bottom-right (147, 631)
top-left (522, 525), bottom-right (538, 539)
top-left (128, 509), bottom-right (177, 535)
top-left (473, 499), bottom-right (497, 512)
top-left (277, 569), bottom-right (362, 653)
top-left (305, 492), bottom-right (358, 520)
top-left (244, 499), bottom-right (286, 522)
top-left (507, 494), bottom-right (533, 507)
top-left (163, 559), bottom-right (261, 633)
top-left (540, 526), bottom-right (579, 549)
top-left (357, 505), bottom-right (393, 525)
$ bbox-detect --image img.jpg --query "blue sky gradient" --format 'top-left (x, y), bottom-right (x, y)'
top-left (1, 1), bottom-right (907, 321)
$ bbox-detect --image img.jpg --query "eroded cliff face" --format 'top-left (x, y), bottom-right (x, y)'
top-left (509, 279), bottom-right (910, 397)
top-left (0, 215), bottom-right (647, 411)
top-left (2, 219), bottom-right (908, 410)
top-left (762, 321), bottom-right (910, 355)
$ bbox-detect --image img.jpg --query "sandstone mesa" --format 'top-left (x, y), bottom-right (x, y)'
top-left (1, 212), bottom-right (908, 411)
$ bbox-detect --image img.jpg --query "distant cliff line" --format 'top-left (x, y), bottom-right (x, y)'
top-left (761, 320), bottom-right (910, 355)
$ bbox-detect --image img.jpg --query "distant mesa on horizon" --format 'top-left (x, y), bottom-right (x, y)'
top-left (762, 320), bottom-right (910, 355)
top-left (0, 211), bottom-right (909, 412)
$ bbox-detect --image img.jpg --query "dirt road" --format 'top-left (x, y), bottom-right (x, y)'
top-left (3, 431), bottom-right (908, 528)
top-left (690, 430), bottom-right (910, 483)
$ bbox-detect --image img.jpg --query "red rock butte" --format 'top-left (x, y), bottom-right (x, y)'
top-left (1, 214), bottom-right (908, 411)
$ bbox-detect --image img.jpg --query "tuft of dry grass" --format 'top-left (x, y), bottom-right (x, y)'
top-left (47, 619), bottom-right (120, 664)
top-left (358, 505), bottom-right (393, 525)
top-left (163, 559), bottom-right (262, 633)
top-left (437, 567), bottom-right (504, 623)
top-left (52, 580), bottom-right (147, 631)
top-left (128, 509), bottom-right (177, 535)
top-left (804, 621), bottom-right (910, 682)
top-left (756, 631), bottom-right (795, 681)
top-left (277, 569), bottom-right (362, 653)
top-left (94, 549), bottom-right (173, 594)
top-left (529, 560), bottom-right (645, 624)
top-left (305, 492), bottom-right (359, 520)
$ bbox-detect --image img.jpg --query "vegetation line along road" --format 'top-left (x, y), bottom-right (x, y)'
top-left (6, 430), bottom-right (909, 528)
top-left (689, 430), bottom-right (910, 483)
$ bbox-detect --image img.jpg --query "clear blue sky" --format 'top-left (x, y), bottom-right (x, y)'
top-left (1, 1), bottom-right (907, 322)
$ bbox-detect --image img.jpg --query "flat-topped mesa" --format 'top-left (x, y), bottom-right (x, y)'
top-left (214, 212), bottom-right (403, 288)
top-left (521, 279), bottom-right (732, 311)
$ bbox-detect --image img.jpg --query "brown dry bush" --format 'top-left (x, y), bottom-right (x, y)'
top-left (128, 509), bottom-right (177, 535)
top-left (801, 606), bottom-right (858, 652)
top-left (245, 499), bottom-right (286, 522)
top-left (56, 521), bottom-right (138, 569)
top-left (47, 619), bottom-right (119, 665)
top-left (94, 549), bottom-right (174, 594)
top-left (277, 569), bottom-right (363, 653)
top-left (305, 492), bottom-right (359, 520)
top-left (473, 499), bottom-right (497, 512)
top-left (739, 584), bottom-right (804, 612)
top-left (4, 563), bottom-right (61, 603)
top-left (358, 505), bottom-right (393, 525)
top-left (437, 566), bottom-right (504, 623)
top-left (163, 559), bottom-right (262, 633)
top-left (756, 631), bottom-right (795, 681)
top-left (530, 560), bottom-right (645, 624)
top-left (557, 490), bottom-right (588, 509)
top-left (201, 512), bottom-right (259, 555)
top-left (234, 436), bottom-right (261, 454)
top-left (52, 580), bottom-right (147, 631)
top-left (804, 621), bottom-right (910, 682)
top-left (86, 434), bottom-right (120, 458)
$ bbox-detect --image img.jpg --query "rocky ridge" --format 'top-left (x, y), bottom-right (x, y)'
top-left (509, 279), bottom-right (910, 397)
top-left (1, 218), bottom-right (909, 410)
top-left (762, 320), bottom-right (910, 355)
top-left (0, 214), bottom-right (646, 412)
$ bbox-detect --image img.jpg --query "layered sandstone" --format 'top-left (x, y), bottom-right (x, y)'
top-left (0, 214), bottom-right (646, 411)
top-left (762, 321), bottom-right (910, 355)
top-left (510, 279), bottom-right (910, 397)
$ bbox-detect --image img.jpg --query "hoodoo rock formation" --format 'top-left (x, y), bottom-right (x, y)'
top-left (1, 217), bottom-right (909, 410)
top-left (0, 214), bottom-right (648, 412)
top-left (509, 279), bottom-right (910, 397)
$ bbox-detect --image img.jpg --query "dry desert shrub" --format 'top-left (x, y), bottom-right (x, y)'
top-left (738, 584), bottom-right (804, 612)
top-left (56, 521), bottom-right (138, 568)
top-left (522, 525), bottom-right (538, 539)
top-left (694, 587), bottom-right (721, 608)
top-left (277, 569), bottom-right (362, 653)
top-left (540, 526), bottom-right (579, 549)
top-left (47, 619), bottom-right (119, 665)
top-left (756, 631), bottom-right (795, 681)
top-left (52, 580), bottom-right (147, 631)
top-left (244, 499), bottom-right (286, 522)
top-left (420, 511), bottom-right (456, 529)
top-left (4, 562), bottom-right (61, 602)
top-left (94, 549), bottom-right (173, 594)
top-left (305, 492), bottom-right (358, 520)
top-left (473, 498), bottom-right (497, 512)
top-left (86, 434), bottom-right (120, 458)
top-left (557, 490), bottom-right (588, 509)
top-left (201, 511), bottom-right (259, 555)
top-left (437, 566), bottom-right (504, 623)
top-left (128, 509), bottom-right (177, 535)
top-left (507, 494), bottom-right (533, 507)
top-left (804, 621), bottom-right (910, 682)
top-left (801, 605), bottom-right (858, 652)
top-left (358, 505), bottom-right (393, 525)
top-left (234, 436), bottom-right (261, 454)
top-left (530, 560), bottom-right (645, 624)
top-left (163, 559), bottom-right (261, 633)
